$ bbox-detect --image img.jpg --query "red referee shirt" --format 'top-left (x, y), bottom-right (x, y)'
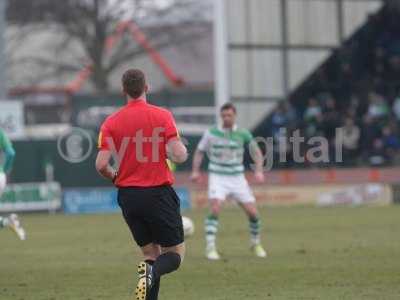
top-left (98, 99), bottom-right (179, 187)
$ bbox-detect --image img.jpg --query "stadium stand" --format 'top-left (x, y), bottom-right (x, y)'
top-left (254, 5), bottom-right (400, 169)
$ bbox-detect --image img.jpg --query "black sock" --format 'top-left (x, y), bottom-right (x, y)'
top-left (145, 259), bottom-right (155, 265)
top-left (145, 260), bottom-right (160, 300)
top-left (152, 252), bottom-right (181, 280)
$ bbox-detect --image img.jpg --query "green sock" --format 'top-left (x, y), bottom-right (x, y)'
top-left (205, 214), bottom-right (219, 249)
top-left (249, 217), bottom-right (261, 245)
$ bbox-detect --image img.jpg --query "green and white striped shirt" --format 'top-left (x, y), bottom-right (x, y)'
top-left (197, 125), bottom-right (254, 175)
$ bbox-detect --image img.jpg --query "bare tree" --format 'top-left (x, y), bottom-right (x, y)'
top-left (7, 0), bottom-right (211, 92)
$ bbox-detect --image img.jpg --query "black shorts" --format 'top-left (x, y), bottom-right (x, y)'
top-left (117, 185), bottom-right (184, 248)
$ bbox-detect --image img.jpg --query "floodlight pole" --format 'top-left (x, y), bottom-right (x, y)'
top-left (214, 0), bottom-right (229, 122)
top-left (0, 0), bottom-right (7, 99)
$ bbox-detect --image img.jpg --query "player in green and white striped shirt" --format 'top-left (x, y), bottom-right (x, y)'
top-left (191, 103), bottom-right (267, 260)
top-left (0, 128), bottom-right (26, 240)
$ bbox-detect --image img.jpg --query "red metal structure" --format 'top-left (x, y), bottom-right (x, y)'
top-left (8, 20), bottom-right (185, 128)
top-left (67, 20), bottom-right (184, 93)
top-left (8, 20), bottom-right (185, 125)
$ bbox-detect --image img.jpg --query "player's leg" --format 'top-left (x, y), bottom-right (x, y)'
top-left (0, 174), bottom-right (26, 240)
top-left (152, 242), bottom-right (185, 280)
top-left (150, 185), bottom-right (185, 279)
top-left (138, 243), bottom-right (161, 300)
top-left (0, 173), bottom-right (5, 226)
top-left (232, 176), bottom-right (267, 258)
top-left (0, 214), bottom-right (26, 240)
top-left (124, 219), bottom-right (155, 300)
top-left (128, 222), bottom-right (159, 300)
top-left (0, 173), bottom-right (8, 231)
top-left (137, 242), bottom-right (184, 300)
top-left (238, 202), bottom-right (266, 257)
top-left (117, 188), bottom-right (157, 300)
top-left (205, 172), bottom-right (227, 260)
top-left (143, 242), bottom-right (184, 300)
top-left (0, 171), bottom-right (6, 196)
top-left (7, 214), bottom-right (26, 240)
top-left (205, 198), bottom-right (222, 260)
top-left (137, 185), bottom-right (185, 300)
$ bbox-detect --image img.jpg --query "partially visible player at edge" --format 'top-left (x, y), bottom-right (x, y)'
top-left (96, 69), bottom-right (188, 300)
top-left (191, 103), bottom-right (267, 260)
top-left (0, 128), bottom-right (26, 240)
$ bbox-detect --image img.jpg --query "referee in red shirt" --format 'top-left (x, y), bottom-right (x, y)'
top-left (96, 69), bottom-right (188, 300)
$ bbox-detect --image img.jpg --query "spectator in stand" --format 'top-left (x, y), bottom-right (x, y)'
top-left (368, 138), bottom-right (388, 166)
top-left (392, 95), bottom-right (400, 123)
top-left (361, 115), bottom-right (381, 154)
top-left (271, 101), bottom-right (297, 136)
top-left (345, 95), bottom-right (363, 123)
top-left (303, 98), bottom-right (322, 137)
top-left (382, 126), bottom-right (400, 162)
top-left (270, 102), bottom-right (297, 168)
top-left (304, 98), bottom-right (322, 121)
top-left (322, 97), bottom-right (341, 142)
top-left (271, 103), bottom-right (288, 138)
top-left (367, 92), bottom-right (390, 120)
top-left (283, 101), bottom-right (297, 130)
top-left (339, 117), bottom-right (360, 166)
top-left (267, 9), bottom-right (400, 168)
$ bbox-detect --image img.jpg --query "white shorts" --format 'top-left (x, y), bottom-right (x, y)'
top-left (0, 172), bottom-right (6, 198)
top-left (208, 173), bottom-right (255, 204)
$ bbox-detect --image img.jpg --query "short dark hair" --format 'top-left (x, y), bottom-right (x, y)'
top-left (220, 102), bottom-right (237, 114)
top-left (122, 69), bottom-right (146, 99)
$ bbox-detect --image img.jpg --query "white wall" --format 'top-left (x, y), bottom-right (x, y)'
top-left (222, 0), bottom-right (383, 129)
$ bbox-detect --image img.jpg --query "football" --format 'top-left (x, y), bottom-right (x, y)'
top-left (182, 216), bottom-right (195, 237)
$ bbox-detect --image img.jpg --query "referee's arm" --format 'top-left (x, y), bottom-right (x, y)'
top-left (165, 111), bottom-right (188, 164)
top-left (96, 150), bottom-right (117, 182)
top-left (166, 137), bottom-right (188, 164)
top-left (96, 125), bottom-right (118, 182)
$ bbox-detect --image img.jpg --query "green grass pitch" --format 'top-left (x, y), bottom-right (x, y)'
top-left (1, 206), bottom-right (400, 300)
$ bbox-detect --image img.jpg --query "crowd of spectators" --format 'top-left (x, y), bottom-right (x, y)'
top-left (269, 91), bottom-right (400, 168)
top-left (267, 7), bottom-right (400, 168)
